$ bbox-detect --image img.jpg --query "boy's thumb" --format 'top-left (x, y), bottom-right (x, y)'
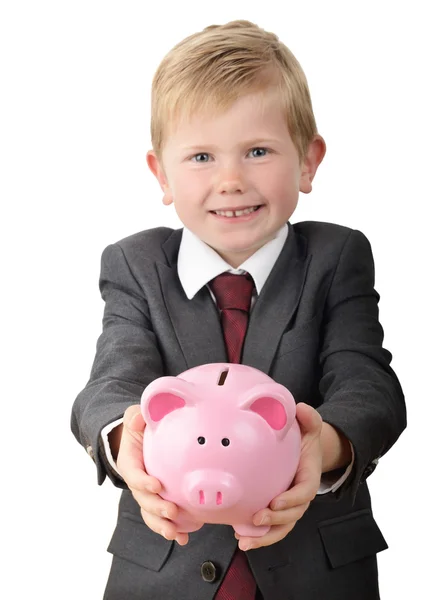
top-left (296, 402), bottom-right (322, 435)
top-left (123, 404), bottom-right (146, 432)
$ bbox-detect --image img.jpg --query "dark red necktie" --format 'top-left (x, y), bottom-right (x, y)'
top-left (209, 272), bottom-right (257, 599)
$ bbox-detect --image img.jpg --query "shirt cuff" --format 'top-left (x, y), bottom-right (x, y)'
top-left (316, 441), bottom-right (355, 494)
top-left (100, 418), bottom-right (124, 476)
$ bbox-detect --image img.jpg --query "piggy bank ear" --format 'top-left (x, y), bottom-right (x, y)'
top-left (141, 377), bottom-right (195, 429)
top-left (239, 383), bottom-right (296, 439)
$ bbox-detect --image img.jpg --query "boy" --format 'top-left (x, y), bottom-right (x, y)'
top-left (71, 20), bottom-right (406, 600)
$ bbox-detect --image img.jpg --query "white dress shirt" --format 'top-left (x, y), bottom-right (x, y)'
top-left (101, 223), bottom-right (354, 494)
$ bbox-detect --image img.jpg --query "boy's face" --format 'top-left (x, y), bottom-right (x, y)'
top-left (147, 90), bottom-right (325, 267)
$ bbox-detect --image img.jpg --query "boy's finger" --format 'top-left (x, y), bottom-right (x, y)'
top-left (296, 402), bottom-right (322, 436)
top-left (238, 523), bottom-right (295, 551)
top-left (116, 447), bottom-right (161, 491)
top-left (117, 418), bottom-right (151, 477)
top-left (271, 479), bottom-right (317, 509)
top-left (141, 511), bottom-right (179, 541)
top-left (122, 467), bottom-right (161, 494)
top-left (253, 503), bottom-right (309, 527)
top-left (123, 404), bottom-right (146, 433)
top-left (131, 489), bottom-right (179, 521)
top-left (175, 532), bottom-right (190, 546)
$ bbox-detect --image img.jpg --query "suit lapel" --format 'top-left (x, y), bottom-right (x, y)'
top-left (242, 224), bottom-right (311, 374)
top-left (159, 224), bottom-right (310, 375)
top-left (159, 230), bottom-right (227, 370)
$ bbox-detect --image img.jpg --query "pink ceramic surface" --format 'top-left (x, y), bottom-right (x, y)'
top-left (140, 363), bottom-right (301, 537)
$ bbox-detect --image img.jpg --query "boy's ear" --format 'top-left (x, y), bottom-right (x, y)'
top-left (299, 135), bottom-right (327, 194)
top-left (146, 150), bottom-right (173, 205)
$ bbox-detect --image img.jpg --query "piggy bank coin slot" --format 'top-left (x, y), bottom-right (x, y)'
top-left (217, 369), bottom-right (229, 386)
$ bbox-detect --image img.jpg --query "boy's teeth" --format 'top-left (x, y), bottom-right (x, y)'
top-left (214, 206), bottom-right (258, 217)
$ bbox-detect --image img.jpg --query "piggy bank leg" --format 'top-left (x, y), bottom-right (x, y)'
top-left (233, 523), bottom-right (270, 537)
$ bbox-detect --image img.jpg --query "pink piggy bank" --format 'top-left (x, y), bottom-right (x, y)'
top-left (140, 363), bottom-right (301, 537)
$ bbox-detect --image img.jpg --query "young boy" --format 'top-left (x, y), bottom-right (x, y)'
top-left (71, 20), bottom-right (406, 600)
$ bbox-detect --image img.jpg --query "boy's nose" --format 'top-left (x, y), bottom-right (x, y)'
top-left (215, 163), bottom-right (246, 194)
top-left (217, 171), bottom-right (247, 194)
top-left (218, 179), bottom-right (244, 194)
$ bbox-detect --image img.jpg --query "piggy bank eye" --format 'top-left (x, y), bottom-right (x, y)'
top-left (197, 436), bottom-right (206, 445)
top-left (221, 438), bottom-right (230, 447)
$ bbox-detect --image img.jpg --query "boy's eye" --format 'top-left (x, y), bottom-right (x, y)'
top-left (190, 148), bottom-right (269, 162)
top-left (192, 153), bottom-right (210, 163)
top-left (249, 147), bottom-right (268, 158)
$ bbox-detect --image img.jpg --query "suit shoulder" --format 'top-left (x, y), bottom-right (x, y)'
top-left (292, 221), bottom-right (373, 267)
top-left (293, 220), bottom-right (370, 248)
top-left (293, 220), bottom-right (353, 240)
top-left (115, 226), bottom-right (176, 249)
top-left (103, 226), bottom-right (181, 264)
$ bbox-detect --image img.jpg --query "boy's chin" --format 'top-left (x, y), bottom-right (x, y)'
top-left (209, 240), bottom-right (267, 267)
top-left (207, 237), bottom-right (256, 252)
top-left (213, 233), bottom-right (276, 253)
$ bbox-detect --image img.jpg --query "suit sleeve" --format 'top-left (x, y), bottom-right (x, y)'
top-left (71, 243), bottom-right (164, 488)
top-left (316, 229), bottom-right (406, 505)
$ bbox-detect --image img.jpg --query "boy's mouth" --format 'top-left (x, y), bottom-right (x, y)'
top-left (210, 205), bottom-right (262, 218)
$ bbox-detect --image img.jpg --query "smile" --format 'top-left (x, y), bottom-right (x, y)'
top-left (211, 205), bottom-right (262, 218)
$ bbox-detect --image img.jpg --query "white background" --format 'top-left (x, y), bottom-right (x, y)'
top-left (1, 1), bottom-right (423, 598)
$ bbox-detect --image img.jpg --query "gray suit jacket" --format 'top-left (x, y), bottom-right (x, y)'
top-left (71, 221), bottom-right (406, 600)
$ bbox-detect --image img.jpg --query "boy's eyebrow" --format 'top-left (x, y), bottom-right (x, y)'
top-left (181, 138), bottom-right (282, 152)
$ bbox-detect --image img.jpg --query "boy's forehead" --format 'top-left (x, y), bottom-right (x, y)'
top-left (165, 90), bottom-right (289, 148)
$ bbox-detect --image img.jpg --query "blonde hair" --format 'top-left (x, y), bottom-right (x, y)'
top-left (150, 20), bottom-right (318, 165)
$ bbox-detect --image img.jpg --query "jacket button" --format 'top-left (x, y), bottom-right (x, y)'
top-left (201, 561), bottom-right (217, 583)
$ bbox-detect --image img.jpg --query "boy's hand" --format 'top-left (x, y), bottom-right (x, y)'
top-left (115, 404), bottom-right (189, 546)
top-left (236, 403), bottom-right (323, 551)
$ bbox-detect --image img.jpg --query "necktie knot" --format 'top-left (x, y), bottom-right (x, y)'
top-left (209, 272), bottom-right (254, 313)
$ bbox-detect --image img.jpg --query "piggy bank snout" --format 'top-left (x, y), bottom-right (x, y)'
top-left (184, 470), bottom-right (242, 509)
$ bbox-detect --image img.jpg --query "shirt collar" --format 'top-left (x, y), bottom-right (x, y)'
top-left (177, 224), bottom-right (289, 300)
